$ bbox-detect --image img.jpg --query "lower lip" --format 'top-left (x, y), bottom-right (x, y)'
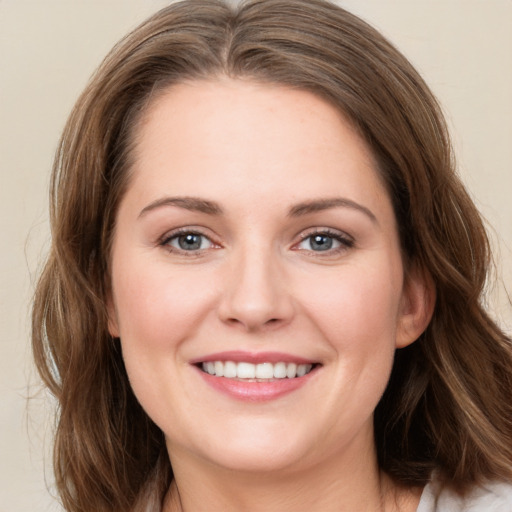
top-left (195, 366), bottom-right (317, 402)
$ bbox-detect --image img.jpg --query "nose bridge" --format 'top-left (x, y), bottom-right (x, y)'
top-left (218, 237), bottom-right (293, 330)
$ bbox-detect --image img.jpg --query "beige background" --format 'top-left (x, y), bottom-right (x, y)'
top-left (1, 1), bottom-right (511, 511)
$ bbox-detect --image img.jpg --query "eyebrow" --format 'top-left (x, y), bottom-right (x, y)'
top-left (138, 195), bottom-right (377, 224)
top-left (138, 196), bottom-right (223, 218)
top-left (288, 197), bottom-right (378, 224)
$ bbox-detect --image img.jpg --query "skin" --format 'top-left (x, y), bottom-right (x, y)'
top-left (108, 79), bottom-right (432, 511)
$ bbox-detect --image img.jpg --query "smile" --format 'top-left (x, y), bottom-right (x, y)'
top-left (193, 352), bottom-right (320, 401)
top-left (201, 361), bottom-right (315, 380)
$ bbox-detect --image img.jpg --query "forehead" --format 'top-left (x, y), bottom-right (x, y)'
top-left (135, 79), bottom-right (371, 162)
top-left (125, 78), bottom-right (392, 222)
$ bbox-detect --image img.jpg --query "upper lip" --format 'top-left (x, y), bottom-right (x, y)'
top-left (190, 350), bottom-right (318, 365)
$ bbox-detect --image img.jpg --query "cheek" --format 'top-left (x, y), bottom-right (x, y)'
top-left (111, 260), bottom-right (216, 421)
top-left (300, 261), bottom-right (403, 353)
top-left (112, 259), bottom-right (215, 350)
top-left (111, 259), bottom-right (220, 420)
top-left (271, 260), bottom-right (403, 451)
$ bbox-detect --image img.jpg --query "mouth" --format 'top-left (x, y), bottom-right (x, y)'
top-left (192, 352), bottom-right (320, 401)
top-left (198, 360), bottom-right (317, 381)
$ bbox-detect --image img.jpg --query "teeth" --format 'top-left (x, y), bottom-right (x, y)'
top-left (256, 363), bottom-right (273, 379)
top-left (201, 361), bottom-right (314, 379)
top-left (224, 361), bottom-right (237, 378)
top-left (273, 362), bottom-right (287, 378)
top-left (286, 363), bottom-right (297, 379)
top-left (237, 362), bottom-right (256, 379)
top-left (297, 364), bottom-right (308, 377)
top-left (205, 361), bottom-right (215, 375)
top-left (214, 361), bottom-right (224, 377)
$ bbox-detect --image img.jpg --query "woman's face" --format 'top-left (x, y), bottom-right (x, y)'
top-left (108, 79), bottom-right (429, 475)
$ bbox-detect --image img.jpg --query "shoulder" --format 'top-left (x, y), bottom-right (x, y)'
top-left (417, 480), bottom-right (512, 512)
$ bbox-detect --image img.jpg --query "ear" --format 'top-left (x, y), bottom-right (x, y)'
top-left (106, 293), bottom-right (120, 338)
top-left (396, 266), bottom-right (435, 349)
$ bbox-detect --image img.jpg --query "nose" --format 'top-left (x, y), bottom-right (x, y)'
top-left (217, 245), bottom-right (295, 332)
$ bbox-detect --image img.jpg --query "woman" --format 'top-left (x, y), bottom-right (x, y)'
top-left (32, 0), bottom-right (512, 510)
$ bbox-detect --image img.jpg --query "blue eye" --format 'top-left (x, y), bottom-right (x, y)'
top-left (308, 234), bottom-right (336, 251)
top-left (163, 232), bottom-right (213, 252)
top-left (297, 231), bottom-right (353, 253)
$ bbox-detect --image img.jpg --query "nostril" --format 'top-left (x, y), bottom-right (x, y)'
top-left (218, 285), bottom-right (295, 330)
top-left (223, 316), bottom-right (283, 331)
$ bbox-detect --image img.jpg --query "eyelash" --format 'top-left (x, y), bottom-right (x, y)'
top-left (294, 228), bottom-right (354, 255)
top-left (158, 227), bottom-right (355, 256)
top-left (159, 228), bottom-right (217, 255)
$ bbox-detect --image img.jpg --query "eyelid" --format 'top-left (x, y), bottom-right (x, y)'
top-left (158, 226), bottom-right (221, 254)
top-left (298, 226), bottom-right (353, 241)
top-left (292, 227), bottom-right (355, 253)
top-left (296, 226), bottom-right (354, 243)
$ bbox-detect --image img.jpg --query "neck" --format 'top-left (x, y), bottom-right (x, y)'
top-left (162, 439), bottom-right (419, 512)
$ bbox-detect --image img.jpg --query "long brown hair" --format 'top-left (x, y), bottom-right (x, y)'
top-left (32, 1), bottom-right (512, 510)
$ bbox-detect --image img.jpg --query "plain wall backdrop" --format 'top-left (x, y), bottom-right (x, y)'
top-left (1, 1), bottom-right (511, 510)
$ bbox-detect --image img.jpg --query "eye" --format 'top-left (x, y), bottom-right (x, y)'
top-left (161, 230), bottom-right (215, 253)
top-left (295, 230), bottom-right (354, 253)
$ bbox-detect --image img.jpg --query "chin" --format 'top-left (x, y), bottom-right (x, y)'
top-left (205, 445), bottom-right (309, 475)
top-left (167, 420), bottom-right (317, 475)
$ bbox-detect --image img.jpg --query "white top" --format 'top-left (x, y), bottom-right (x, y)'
top-left (417, 480), bottom-right (512, 511)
